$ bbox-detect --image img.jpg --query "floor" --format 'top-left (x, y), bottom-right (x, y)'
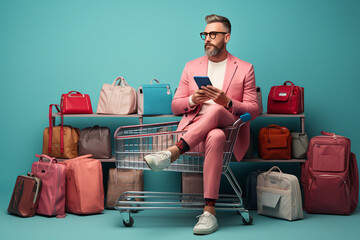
top-left (2, 194), bottom-right (360, 240)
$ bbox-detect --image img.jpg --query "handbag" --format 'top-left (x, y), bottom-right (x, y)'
top-left (61, 91), bottom-right (93, 114)
top-left (267, 81), bottom-right (304, 114)
top-left (137, 79), bottom-right (173, 115)
top-left (97, 76), bottom-right (137, 114)
top-left (258, 125), bottom-right (292, 160)
top-left (257, 166), bottom-right (303, 221)
top-left (42, 104), bottom-right (80, 159)
top-left (8, 173), bottom-right (42, 217)
top-left (79, 125), bottom-right (112, 158)
top-left (291, 132), bottom-right (308, 159)
top-left (61, 154), bottom-right (104, 214)
top-left (31, 154), bottom-right (66, 217)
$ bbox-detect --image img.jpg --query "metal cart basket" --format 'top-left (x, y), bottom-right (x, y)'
top-left (114, 113), bottom-right (253, 227)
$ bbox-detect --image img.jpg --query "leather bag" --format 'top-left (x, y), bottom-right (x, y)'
top-left (106, 168), bottom-right (143, 209)
top-left (257, 166), bottom-right (303, 221)
top-left (79, 125), bottom-right (111, 158)
top-left (291, 132), bottom-right (308, 159)
top-left (258, 125), bottom-right (292, 160)
top-left (301, 131), bottom-right (359, 215)
top-left (97, 76), bottom-right (137, 114)
top-left (267, 81), bottom-right (304, 114)
top-left (31, 154), bottom-right (66, 217)
top-left (61, 91), bottom-right (93, 114)
top-left (42, 104), bottom-right (80, 159)
top-left (8, 173), bottom-right (42, 217)
top-left (61, 154), bottom-right (104, 214)
top-left (137, 79), bottom-right (173, 115)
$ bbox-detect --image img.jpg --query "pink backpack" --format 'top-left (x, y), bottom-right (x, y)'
top-left (31, 154), bottom-right (66, 217)
top-left (301, 131), bottom-right (359, 215)
top-left (61, 154), bottom-right (104, 214)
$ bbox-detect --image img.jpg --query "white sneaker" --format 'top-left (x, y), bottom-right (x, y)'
top-left (193, 211), bottom-right (218, 235)
top-left (144, 151), bottom-right (171, 172)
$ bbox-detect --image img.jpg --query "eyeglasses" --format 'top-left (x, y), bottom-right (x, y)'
top-left (200, 31), bottom-right (228, 40)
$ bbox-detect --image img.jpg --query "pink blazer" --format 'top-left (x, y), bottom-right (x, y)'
top-left (171, 53), bottom-right (260, 161)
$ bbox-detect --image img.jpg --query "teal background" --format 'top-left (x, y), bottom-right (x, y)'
top-left (0, 0), bottom-right (359, 239)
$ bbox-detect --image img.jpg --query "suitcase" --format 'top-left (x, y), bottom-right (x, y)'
top-left (106, 168), bottom-right (144, 209)
top-left (301, 131), bottom-right (359, 215)
top-left (62, 154), bottom-right (104, 214)
top-left (257, 166), bottom-right (303, 221)
top-left (31, 154), bottom-right (66, 217)
top-left (8, 173), bottom-right (42, 217)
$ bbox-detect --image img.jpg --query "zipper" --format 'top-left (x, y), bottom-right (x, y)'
top-left (53, 164), bottom-right (61, 216)
top-left (309, 174), bottom-right (349, 195)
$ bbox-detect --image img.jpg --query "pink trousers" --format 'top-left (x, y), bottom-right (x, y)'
top-left (181, 105), bottom-right (238, 199)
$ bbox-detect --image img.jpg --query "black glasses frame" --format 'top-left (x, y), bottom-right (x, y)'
top-left (200, 31), bottom-right (228, 40)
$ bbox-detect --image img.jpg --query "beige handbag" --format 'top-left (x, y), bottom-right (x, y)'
top-left (97, 77), bottom-right (137, 114)
top-left (257, 166), bottom-right (303, 221)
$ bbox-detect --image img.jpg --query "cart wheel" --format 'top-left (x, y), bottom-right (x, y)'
top-left (123, 216), bottom-right (134, 227)
top-left (242, 215), bottom-right (253, 225)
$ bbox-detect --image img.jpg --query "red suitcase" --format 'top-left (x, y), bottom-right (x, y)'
top-left (8, 173), bottom-right (42, 217)
top-left (301, 131), bottom-right (359, 215)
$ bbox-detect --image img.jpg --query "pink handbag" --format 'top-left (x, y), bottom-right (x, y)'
top-left (31, 154), bottom-right (66, 218)
top-left (97, 77), bottom-right (137, 114)
top-left (61, 154), bottom-right (104, 214)
top-left (267, 81), bottom-right (304, 114)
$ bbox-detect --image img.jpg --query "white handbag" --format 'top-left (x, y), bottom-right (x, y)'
top-left (256, 166), bottom-right (303, 221)
top-left (97, 77), bottom-right (137, 114)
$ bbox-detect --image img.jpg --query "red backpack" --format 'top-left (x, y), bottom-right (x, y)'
top-left (301, 131), bottom-right (359, 215)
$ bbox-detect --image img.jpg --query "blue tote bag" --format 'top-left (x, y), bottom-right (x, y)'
top-left (137, 79), bottom-right (173, 115)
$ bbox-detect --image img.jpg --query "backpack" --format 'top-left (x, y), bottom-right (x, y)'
top-left (301, 131), bottom-right (359, 215)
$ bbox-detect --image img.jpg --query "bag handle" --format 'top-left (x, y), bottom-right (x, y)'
top-left (68, 154), bottom-right (93, 161)
top-left (283, 81), bottom-right (294, 86)
top-left (112, 76), bottom-right (129, 87)
top-left (265, 166), bottom-right (283, 179)
top-left (67, 91), bottom-right (82, 95)
top-left (35, 154), bottom-right (58, 172)
top-left (86, 125), bottom-right (102, 142)
top-left (48, 104), bottom-right (64, 154)
top-left (150, 79), bottom-right (160, 84)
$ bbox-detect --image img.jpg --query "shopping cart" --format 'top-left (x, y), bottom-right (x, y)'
top-left (114, 113), bottom-right (253, 227)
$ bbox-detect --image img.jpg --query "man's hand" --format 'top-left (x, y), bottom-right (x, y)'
top-left (191, 89), bottom-right (211, 105)
top-left (201, 85), bottom-right (231, 107)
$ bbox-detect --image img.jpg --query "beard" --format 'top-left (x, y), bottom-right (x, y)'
top-left (204, 42), bottom-right (224, 57)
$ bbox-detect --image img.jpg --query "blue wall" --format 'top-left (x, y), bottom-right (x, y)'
top-left (0, 0), bottom-right (359, 194)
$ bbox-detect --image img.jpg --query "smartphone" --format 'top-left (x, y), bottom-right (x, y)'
top-left (194, 76), bottom-right (213, 89)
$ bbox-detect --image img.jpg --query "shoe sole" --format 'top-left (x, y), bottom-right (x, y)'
top-left (193, 224), bottom-right (218, 235)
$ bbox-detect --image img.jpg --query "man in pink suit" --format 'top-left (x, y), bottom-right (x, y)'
top-left (145, 14), bottom-right (260, 235)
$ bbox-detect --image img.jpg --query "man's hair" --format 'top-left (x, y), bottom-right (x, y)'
top-left (205, 14), bottom-right (231, 33)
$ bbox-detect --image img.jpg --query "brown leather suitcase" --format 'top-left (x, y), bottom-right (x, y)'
top-left (106, 168), bottom-right (143, 209)
top-left (8, 173), bottom-right (42, 217)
